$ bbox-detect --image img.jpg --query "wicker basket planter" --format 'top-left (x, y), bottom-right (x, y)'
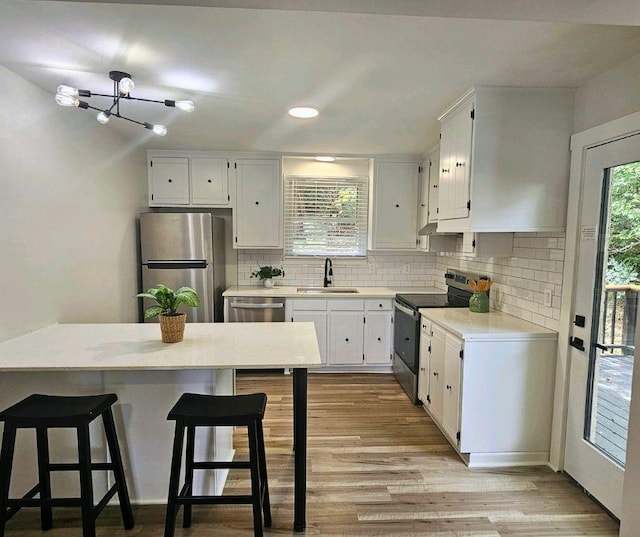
top-left (159, 313), bottom-right (187, 343)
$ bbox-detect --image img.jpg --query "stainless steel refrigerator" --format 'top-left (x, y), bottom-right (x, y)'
top-left (139, 212), bottom-right (225, 323)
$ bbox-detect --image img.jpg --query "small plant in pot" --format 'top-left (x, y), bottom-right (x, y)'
top-left (251, 266), bottom-right (285, 288)
top-left (136, 284), bottom-right (199, 343)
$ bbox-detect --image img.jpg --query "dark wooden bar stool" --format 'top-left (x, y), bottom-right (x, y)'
top-left (0, 393), bottom-right (134, 537)
top-left (164, 392), bottom-right (271, 537)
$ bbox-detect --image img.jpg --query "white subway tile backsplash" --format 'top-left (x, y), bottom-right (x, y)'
top-left (236, 231), bottom-right (564, 331)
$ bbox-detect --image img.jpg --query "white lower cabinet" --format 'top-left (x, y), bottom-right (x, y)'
top-left (288, 297), bottom-right (392, 369)
top-left (289, 299), bottom-right (328, 365)
top-left (329, 309), bottom-right (365, 365)
top-left (419, 311), bottom-right (558, 467)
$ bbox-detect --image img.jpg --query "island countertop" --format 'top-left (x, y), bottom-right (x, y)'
top-left (0, 322), bottom-right (322, 371)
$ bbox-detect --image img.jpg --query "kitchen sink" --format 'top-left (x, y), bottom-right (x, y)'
top-left (296, 287), bottom-right (359, 294)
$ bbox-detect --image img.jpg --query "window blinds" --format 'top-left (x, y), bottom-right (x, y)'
top-left (284, 175), bottom-right (369, 257)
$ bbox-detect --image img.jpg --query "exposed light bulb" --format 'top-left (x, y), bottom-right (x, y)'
top-left (55, 93), bottom-right (79, 107)
top-left (145, 122), bottom-right (167, 136)
top-left (96, 111), bottom-right (111, 124)
top-left (288, 106), bottom-right (319, 119)
top-left (118, 77), bottom-right (135, 94)
top-left (175, 100), bottom-right (195, 112)
top-left (57, 85), bottom-right (79, 97)
top-left (316, 156), bottom-right (335, 162)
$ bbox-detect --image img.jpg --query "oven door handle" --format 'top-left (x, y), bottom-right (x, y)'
top-left (394, 300), bottom-right (417, 318)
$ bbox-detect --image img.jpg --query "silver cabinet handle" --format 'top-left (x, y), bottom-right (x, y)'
top-left (230, 303), bottom-right (284, 309)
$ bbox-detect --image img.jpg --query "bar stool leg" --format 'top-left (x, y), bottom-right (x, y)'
top-left (256, 421), bottom-right (271, 527)
top-left (247, 422), bottom-right (263, 537)
top-left (101, 408), bottom-right (134, 530)
top-left (0, 424), bottom-right (17, 537)
top-left (76, 424), bottom-right (96, 537)
top-left (182, 425), bottom-right (196, 528)
top-left (164, 422), bottom-right (186, 537)
top-left (35, 427), bottom-right (52, 530)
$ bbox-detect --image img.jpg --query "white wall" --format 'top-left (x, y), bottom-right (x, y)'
top-left (574, 52), bottom-right (640, 133)
top-left (0, 66), bottom-right (147, 342)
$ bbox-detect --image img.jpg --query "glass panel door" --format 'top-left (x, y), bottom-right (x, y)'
top-left (587, 162), bottom-right (639, 466)
top-left (565, 133), bottom-right (640, 518)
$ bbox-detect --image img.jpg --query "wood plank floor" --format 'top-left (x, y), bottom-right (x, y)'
top-left (3, 373), bottom-right (620, 536)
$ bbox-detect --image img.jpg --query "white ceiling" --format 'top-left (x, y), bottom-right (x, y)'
top-left (3, 1), bottom-right (640, 155)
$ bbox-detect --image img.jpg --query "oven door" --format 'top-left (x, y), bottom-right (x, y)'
top-left (393, 300), bottom-right (420, 373)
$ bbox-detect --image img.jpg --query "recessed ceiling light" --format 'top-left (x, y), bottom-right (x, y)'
top-left (315, 156), bottom-right (335, 162)
top-left (288, 106), bottom-right (319, 119)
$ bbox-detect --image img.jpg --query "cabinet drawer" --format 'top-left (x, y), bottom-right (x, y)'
top-left (328, 299), bottom-right (364, 311)
top-left (421, 317), bottom-right (432, 337)
top-left (291, 299), bottom-right (327, 311)
top-left (365, 299), bottom-right (392, 312)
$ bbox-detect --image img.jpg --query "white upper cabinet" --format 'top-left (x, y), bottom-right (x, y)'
top-left (436, 86), bottom-right (574, 233)
top-left (369, 159), bottom-right (420, 250)
top-left (233, 158), bottom-right (282, 249)
top-left (148, 156), bottom-right (190, 205)
top-left (191, 157), bottom-right (230, 206)
top-left (148, 152), bottom-right (231, 208)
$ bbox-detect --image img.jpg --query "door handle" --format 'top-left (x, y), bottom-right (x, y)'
top-left (569, 337), bottom-right (585, 352)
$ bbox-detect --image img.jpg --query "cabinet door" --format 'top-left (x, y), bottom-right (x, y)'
top-left (234, 159), bottom-right (281, 248)
top-left (292, 311), bottom-right (327, 365)
top-left (462, 232), bottom-right (513, 257)
top-left (149, 157), bottom-right (189, 205)
top-left (329, 311), bottom-right (364, 365)
top-left (418, 334), bottom-right (431, 406)
top-left (191, 157), bottom-right (230, 206)
top-left (364, 311), bottom-right (392, 365)
top-left (439, 100), bottom-right (473, 221)
top-left (428, 324), bottom-right (446, 424)
top-left (371, 160), bottom-right (419, 250)
top-left (418, 157), bottom-right (430, 230)
top-left (427, 149), bottom-right (440, 224)
top-left (442, 333), bottom-right (463, 443)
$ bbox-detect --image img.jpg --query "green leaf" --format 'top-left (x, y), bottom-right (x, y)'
top-left (143, 306), bottom-right (165, 319)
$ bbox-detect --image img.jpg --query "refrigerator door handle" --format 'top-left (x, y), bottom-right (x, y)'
top-left (145, 260), bottom-right (208, 269)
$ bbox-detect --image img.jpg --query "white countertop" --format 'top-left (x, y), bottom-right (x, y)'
top-left (0, 323), bottom-right (322, 371)
top-left (223, 285), bottom-right (444, 298)
top-left (418, 308), bottom-right (558, 341)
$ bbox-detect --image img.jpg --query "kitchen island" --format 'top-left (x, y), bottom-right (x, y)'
top-left (0, 322), bottom-right (321, 532)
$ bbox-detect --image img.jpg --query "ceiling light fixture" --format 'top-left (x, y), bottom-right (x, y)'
top-left (288, 106), bottom-right (319, 119)
top-left (55, 70), bottom-right (195, 136)
top-left (315, 156), bottom-right (335, 162)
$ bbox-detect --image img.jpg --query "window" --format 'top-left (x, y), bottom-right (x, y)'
top-left (284, 175), bottom-right (369, 257)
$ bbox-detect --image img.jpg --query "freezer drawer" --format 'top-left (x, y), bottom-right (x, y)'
top-left (141, 266), bottom-right (214, 323)
top-left (227, 297), bottom-right (286, 323)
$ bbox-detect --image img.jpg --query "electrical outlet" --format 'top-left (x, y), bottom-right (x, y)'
top-left (403, 264), bottom-right (411, 274)
top-left (369, 263), bottom-right (376, 274)
top-left (544, 288), bottom-right (553, 307)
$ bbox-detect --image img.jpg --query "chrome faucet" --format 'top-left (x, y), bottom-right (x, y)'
top-left (323, 258), bottom-right (333, 287)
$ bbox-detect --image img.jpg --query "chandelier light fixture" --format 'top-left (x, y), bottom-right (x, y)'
top-left (55, 70), bottom-right (195, 136)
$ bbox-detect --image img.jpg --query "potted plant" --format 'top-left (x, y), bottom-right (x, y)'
top-left (136, 284), bottom-right (199, 343)
top-left (251, 265), bottom-right (285, 288)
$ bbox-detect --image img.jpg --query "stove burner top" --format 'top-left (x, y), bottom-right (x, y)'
top-left (395, 294), bottom-right (453, 309)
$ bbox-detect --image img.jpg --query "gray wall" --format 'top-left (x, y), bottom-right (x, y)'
top-left (0, 66), bottom-right (147, 342)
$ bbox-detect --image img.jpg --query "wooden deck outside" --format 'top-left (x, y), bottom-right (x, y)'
top-left (594, 353), bottom-right (634, 465)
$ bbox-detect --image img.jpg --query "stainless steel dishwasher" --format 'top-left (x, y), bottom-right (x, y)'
top-left (227, 296), bottom-right (286, 323)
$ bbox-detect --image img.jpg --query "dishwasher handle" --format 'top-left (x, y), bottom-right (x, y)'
top-left (230, 302), bottom-right (284, 309)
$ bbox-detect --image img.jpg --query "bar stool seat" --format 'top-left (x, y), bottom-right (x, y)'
top-left (164, 392), bottom-right (271, 537)
top-left (0, 393), bottom-right (134, 537)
